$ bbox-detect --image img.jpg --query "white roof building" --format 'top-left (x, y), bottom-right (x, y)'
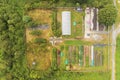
top-left (62, 11), bottom-right (71, 35)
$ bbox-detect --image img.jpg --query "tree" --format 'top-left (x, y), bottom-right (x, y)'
top-left (0, 3), bottom-right (30, 80)
top-left (65, 0), bottom-right (88, 4)
top-left (98, 4), bottom-right (117, 27)
top-left (23, 15), bottom-right (32, 23)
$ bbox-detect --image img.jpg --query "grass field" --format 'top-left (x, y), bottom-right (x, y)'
top-left (26, 31), bottom-right (52, 70)
top-left (26, 9), bottom-right (52, 70)
top-left (26, 48), bottom-right (51, 70)
top-left (116, 35), bottom-right (120, 80)
top-left (28, 9), bottom-right (52, 25)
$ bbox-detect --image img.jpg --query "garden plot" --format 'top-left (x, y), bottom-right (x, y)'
top-left (57, 8), bottom-right (83, 38)
top-left (79, 45), bottom-right (84, 66)
top-left (93, 44), bottom-right (106, 66)
top-left (83, 45), bottom-right (91, 67)
top-left (58, 44), bottom-right (108, 71)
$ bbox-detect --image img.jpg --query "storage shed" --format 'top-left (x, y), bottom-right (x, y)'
top-left (62, 11), bottom-right (71, 35)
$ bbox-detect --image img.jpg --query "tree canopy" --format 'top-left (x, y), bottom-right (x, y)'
top-left (98, 4), bottom-right (117, 27)
top-left (0, 3), bottom-right (29, 80)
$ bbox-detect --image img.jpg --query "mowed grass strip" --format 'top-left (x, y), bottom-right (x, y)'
top-left (64, 40), bottom-right (92, 45)
top-left (116, 35), bottom-right (120, 80)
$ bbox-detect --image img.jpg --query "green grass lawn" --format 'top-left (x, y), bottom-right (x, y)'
top-left (116, 35), bottom-right (120, 80)
top-left (45, 71), bottom-right (111, 80)
top-left (64, 40), bottom-right (92, 45)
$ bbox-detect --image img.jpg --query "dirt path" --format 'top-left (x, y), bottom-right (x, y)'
top-left (112, 25), bottom-right (120, 80)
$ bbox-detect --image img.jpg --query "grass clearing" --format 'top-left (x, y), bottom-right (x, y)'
top-left (27, 50), bottom-right (51, 70)
top-left (28, 9), bottom-right (52, 25)
top-left (26, 9), bottom-right (52, 71)
top-left (26, 37), bottom-right (52, 70)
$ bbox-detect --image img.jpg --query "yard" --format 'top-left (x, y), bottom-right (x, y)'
top-left (57, 8), bottom-right (83, 38)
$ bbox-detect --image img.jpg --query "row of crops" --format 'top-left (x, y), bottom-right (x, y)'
top-left (52, 45), bottom-right (107, 71)
top-left (65, 45), bottom-right (105, 68)
top-left (66, 45), bottom-right (84, 67)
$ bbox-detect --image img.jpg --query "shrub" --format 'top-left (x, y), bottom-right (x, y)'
top-left (23, 15), bottom-right (32, 23)
top-left (30, 30), bottom-right (42, 36)
top-left (34, 38), bottom-right (47, 44)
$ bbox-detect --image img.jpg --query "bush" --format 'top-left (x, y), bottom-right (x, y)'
top-left (23, 15), bottom-right (32, 23)
top-left (34, 38), bottom-right (47, 44)
top-left (30, 30), bottom-right (42, 36)
top-left (27, 21), bottom-right (38, 28)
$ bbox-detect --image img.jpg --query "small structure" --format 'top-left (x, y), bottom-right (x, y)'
top-left (62, 11), bottom-right (71, 35)
top-left (76, 7), bottom-right (82, 12)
